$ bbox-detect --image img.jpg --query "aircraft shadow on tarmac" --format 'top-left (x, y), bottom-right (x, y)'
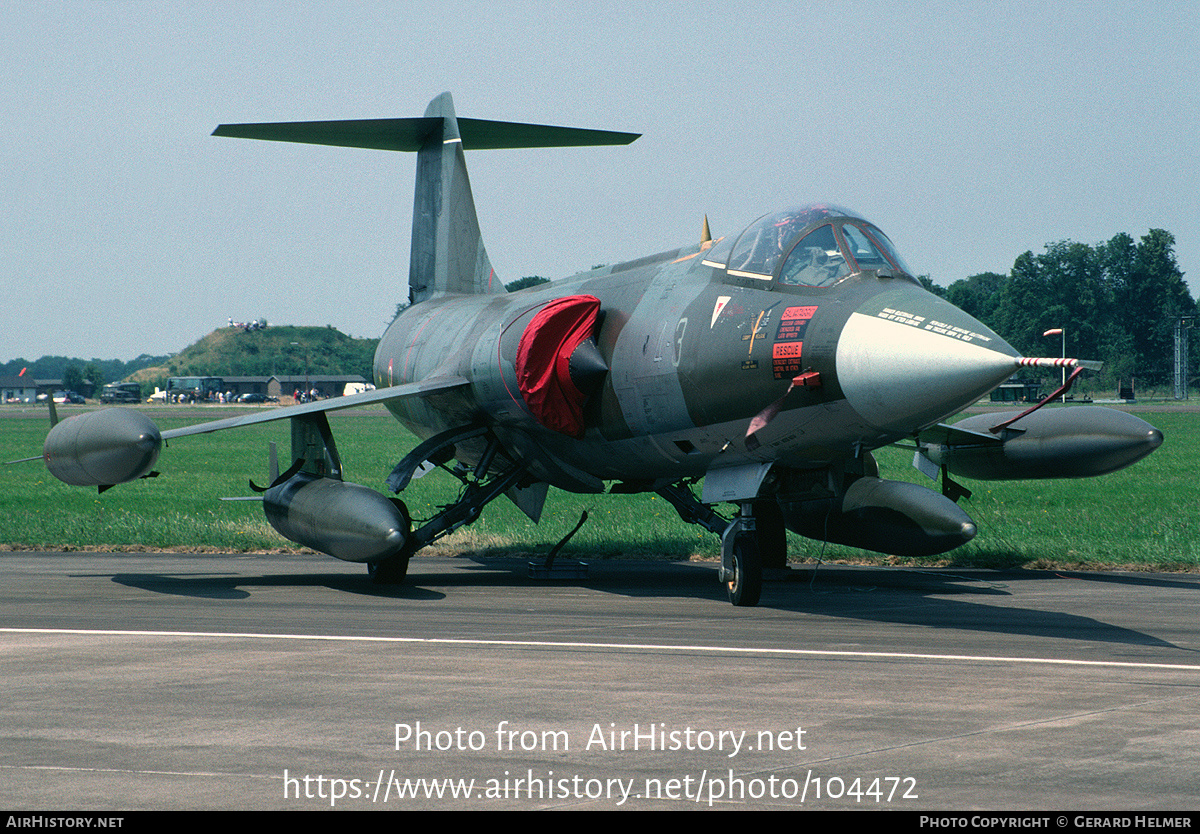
top-left (102, 555), bottom-right (1194, 652)
top-left (106, 570), bottom-right (448, 602)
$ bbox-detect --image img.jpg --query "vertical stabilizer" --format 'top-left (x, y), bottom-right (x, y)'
top-left (409, 93), bottom-right (499, 303)
top-left (213, 95), bottom-right (638, 304)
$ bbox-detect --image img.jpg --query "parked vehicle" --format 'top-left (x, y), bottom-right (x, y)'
top-left (100, 383), bottom-right (142, 404)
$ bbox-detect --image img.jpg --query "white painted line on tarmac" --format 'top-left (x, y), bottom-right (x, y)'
top-left (3, 626), bottom-right (1199, 672)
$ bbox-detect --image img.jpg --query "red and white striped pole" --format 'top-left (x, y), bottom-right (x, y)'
top-left (1042, 327), bottom-right (1066, 396)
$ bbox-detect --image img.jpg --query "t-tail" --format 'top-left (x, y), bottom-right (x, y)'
top-left (213, 92), bottom-right (639, 304)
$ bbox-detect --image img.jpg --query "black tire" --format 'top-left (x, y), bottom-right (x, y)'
top-left (726, 534), bottom-right (763, 607)
top-left (368, 498), bottom-right (412, 585)
top-left (753, 500), bottom-right (787, 570)
top-left (367, 553), bottom-right (410, 585)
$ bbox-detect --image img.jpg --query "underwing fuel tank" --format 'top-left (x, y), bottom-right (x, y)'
top-left (262, 472), bottom-right (410, 563)
top-left (781, 476), bottom-right (977, 557)
top-left (927, 407), bottom-right (1164, 480)
top-left (43, 409), bottom-right (162, 488)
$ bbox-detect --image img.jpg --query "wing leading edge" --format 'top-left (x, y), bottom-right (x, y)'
top-left (160, 375), bottom-right (469, 440)
top-left (41, 376), bottom-right (470, 490)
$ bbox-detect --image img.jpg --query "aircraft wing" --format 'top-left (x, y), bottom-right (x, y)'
top-left (42, 375), bottom-right (471, 490)
top-left (914, 422), bottom-right (1003, 449)
top-left (160, 375), bottom-right (470, 440)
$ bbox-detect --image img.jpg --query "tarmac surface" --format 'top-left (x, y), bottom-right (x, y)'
top-left (1, 550), bottom-right (1198, 811)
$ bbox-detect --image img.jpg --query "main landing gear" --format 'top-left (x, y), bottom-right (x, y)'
top-left (656, 483), bottom-right (787, 607)
top-left (721, 512), bottom-right (762, 607)
top-left (368, 427), bottom-right (526, 585)
top-left (367, 544), bottom-right (411, 585)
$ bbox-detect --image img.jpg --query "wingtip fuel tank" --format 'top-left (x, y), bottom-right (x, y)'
top-left (43, 409), bottom-right (162, 488)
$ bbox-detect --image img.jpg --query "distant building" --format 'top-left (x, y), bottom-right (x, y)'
top-left (216, 375), bottom-right (367, 401)
top-left (156, 374), bottom-right (367, 403)
top-left (0, 376), bottom-right (38, 403)
top-left (990, 378), bottom-right (1042, 403)
top-left (265, 375), bottom-right (367, 400)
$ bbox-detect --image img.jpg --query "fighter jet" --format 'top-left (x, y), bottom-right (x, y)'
top-left (42, 93), bottom-right (1163, 606)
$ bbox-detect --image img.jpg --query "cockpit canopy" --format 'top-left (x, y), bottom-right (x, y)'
top-left (702, 204), bottom-right (914, 288)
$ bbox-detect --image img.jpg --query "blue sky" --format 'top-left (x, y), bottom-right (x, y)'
top-left (3, 1), bottom-right (1196, 360)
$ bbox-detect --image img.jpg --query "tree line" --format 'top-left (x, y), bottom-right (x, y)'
top-left (0, 355), bottom-right (170, 391)
top-left (932, 229), bottom-right (1194, 394)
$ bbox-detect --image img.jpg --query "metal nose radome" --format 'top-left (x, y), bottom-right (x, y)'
top-left (836, 290), bottom-right (1020, 434)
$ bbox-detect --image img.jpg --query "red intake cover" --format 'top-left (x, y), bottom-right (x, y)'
top-left (515, 295), bottom-right (602, 437)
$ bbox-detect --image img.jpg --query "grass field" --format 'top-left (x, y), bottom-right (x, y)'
top-left (2, 404), bottom-right (1196, 570)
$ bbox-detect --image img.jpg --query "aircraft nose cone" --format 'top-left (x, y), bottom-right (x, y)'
top-left (836, 288), bottom-right (1019, 433)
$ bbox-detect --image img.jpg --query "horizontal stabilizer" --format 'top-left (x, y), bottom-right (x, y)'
top-left (213, 117), bottom-right (639, 152)
top-left (215, 92), bottom-right (640, 303)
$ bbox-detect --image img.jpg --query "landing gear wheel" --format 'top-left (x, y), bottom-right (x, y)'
top-left (367, 553), bottom-right (411, 585)
top-left (726, 534), bottom-right (762, 607)
top-left (367, 498), bottom-right (412, 585)
top-left (753, 500), bottom-right (787, 570)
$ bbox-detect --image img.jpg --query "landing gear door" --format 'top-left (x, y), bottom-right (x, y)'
top-left (701, 460), bottom-right (772, 504)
